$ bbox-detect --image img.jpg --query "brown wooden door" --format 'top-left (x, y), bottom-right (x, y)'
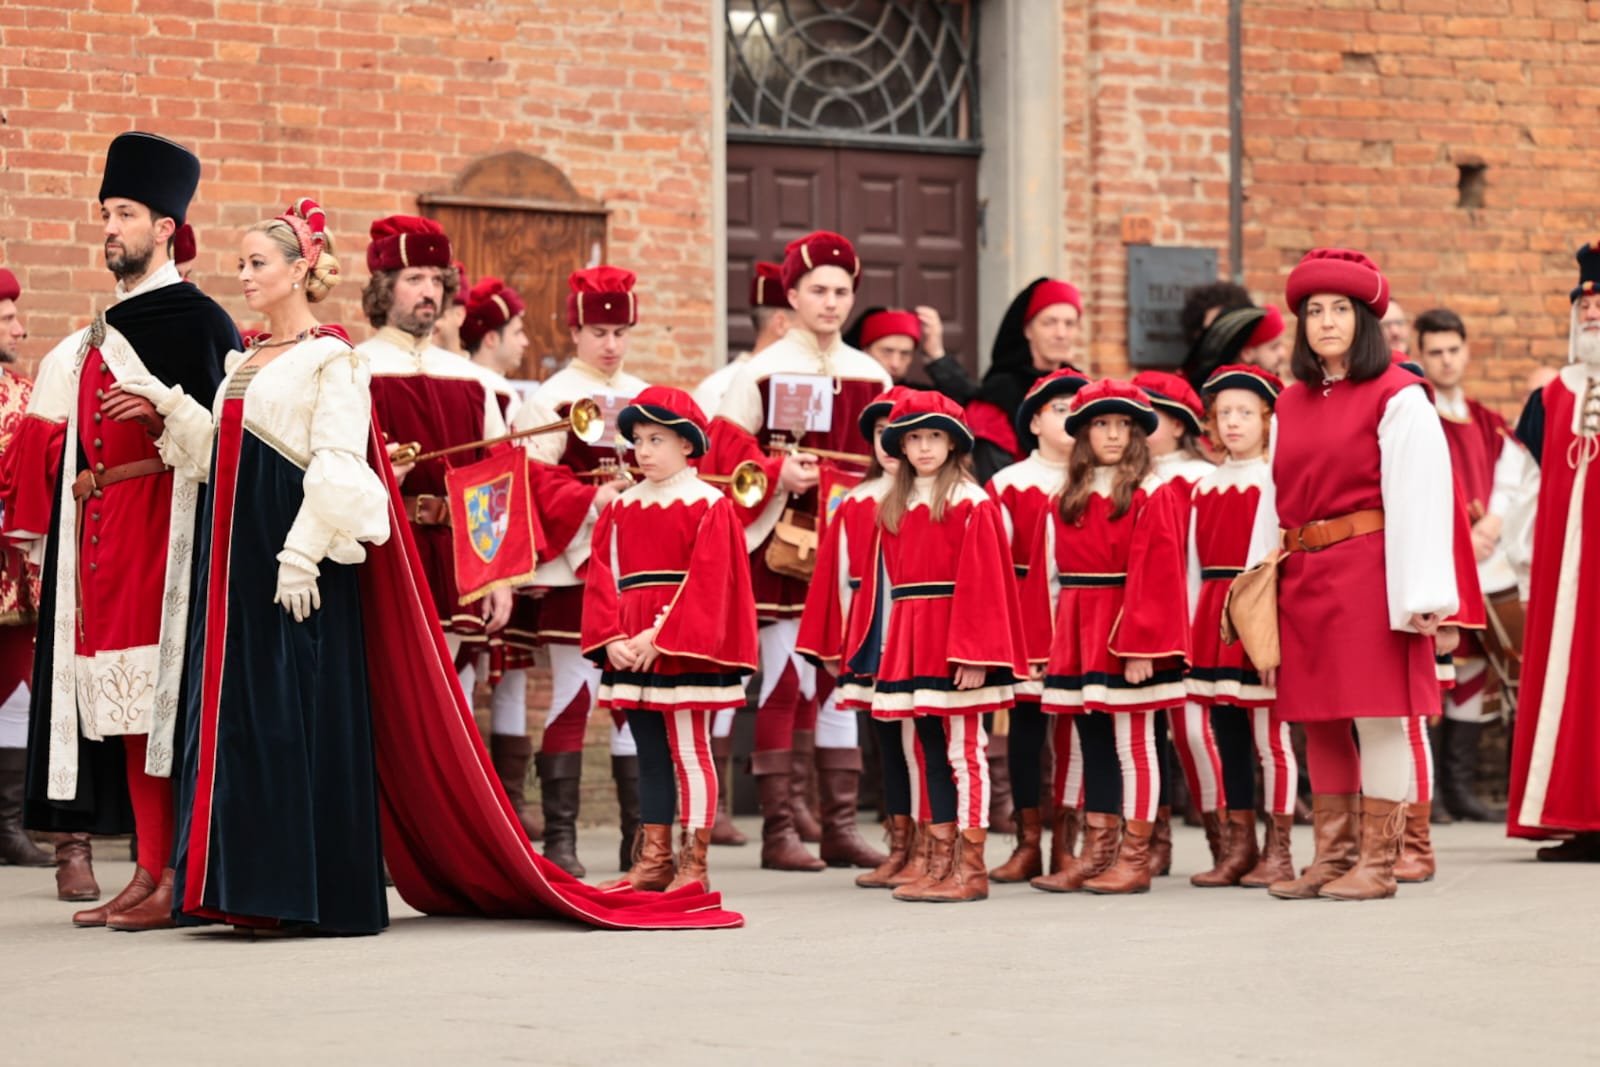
top-left (726, 143), bottom-right (979, 377)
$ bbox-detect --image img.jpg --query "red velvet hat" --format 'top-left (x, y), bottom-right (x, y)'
top-left (1016, 367), bottom-right (1091, 438)
top-left (1133, 369), bottom-right (1206, 437)
top-left (1285, 248), bottom-right (1389, 318)
top-left (366, 215), bottom-right (452, 273)
top-left (450, 260), bottom-right (469, 306)
top-left (750, 261), bottom-right (788, 309)
top-left (880, 390), bottom-right (975, 458)
top-left (618, 385), bottom-right (710, 458)
top-left (1571, 240), bottom-right (1600, 303)
top-left (858, 309), bottom-right (922, 349)
top-left (0, 269), bottom-right (18, 303)
top-left (1203, 363), bottom-right (1284, 404)
top-left (1066, 378), bottom-right (1159, 437)
top-left (1024, 279), bottom-right (1084, 323)
top-left (172, 224), bottom-right (196, 265)
top-left (566, 266), bottom-right (638, 328)
top-left (856, 384), bottom-right (920, 447)
top-left (781, 230), bottom-right (861, 292)
top-left (1246, 304), bottom-right (1285, 347)
top-left (461, 277), bottom-right (526, 352)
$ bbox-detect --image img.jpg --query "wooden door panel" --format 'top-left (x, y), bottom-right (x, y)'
top-left (726, 144), bottom-right (838, 354)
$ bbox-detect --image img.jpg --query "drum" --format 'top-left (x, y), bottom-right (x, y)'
top-left (1479, 585), bottom-right (1526, 705)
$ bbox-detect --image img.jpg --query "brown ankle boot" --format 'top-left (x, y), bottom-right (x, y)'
top-left (1192, 809), bottom-right (1260, 887)
top-left (1394, 801), bottom-right (1436, 883)
top-left (1240, 813), bottom-right (1296, 888)
top-left (1199, 809), bottom-right (1226, 869)
top-left (1084, 819), bottom-right (1154, 894)
top-left (54, 833), bottom-right (99, 902)
top-left (856, 814), bottom-right (914, 888)
top-left (709, 735), bottom-right (747, 846)
top-left (989, 807), bottom-right (1044, 882)
top-left (817, 747), bottom-right (888, 869)
top-left (914, 827), bottom-right (989, 902)
top-left (489, 734), bottom-right (544, 842)
top-left (73, 865), bottom-right (157, 927)
top-left (987, 734), bottom-right (1015, 835)
top-left (598, 824), bottom-right (676, 891)
top-left (535, 751), bottom-right (586, 878)
top-left (1268, 793), bottom-right (1361, 900)
top-left (886, 821), bottom-right (931, 888)
top-left (1031, 811), bottom-right (1120, 892)
top-left (1047, 806), bottom-right (1081, 874)
top-left (1149, 806), bottom-right (1173, 876)
top-left (106, 867), bottom-right (176, 931)
top-left (789, 731), bottom-right (823, 844)
top-left (1321, 796), bottom-right (1407, 901)
top-left (892, 822), bottom-right (958, 901)
top-left (754, 751), bottom-right (824, 872)
top-left (666, 827), bottom-right (712, 892)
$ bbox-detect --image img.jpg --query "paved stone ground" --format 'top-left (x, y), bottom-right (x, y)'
top-left (2, 820), bottom-right (1596, 1066)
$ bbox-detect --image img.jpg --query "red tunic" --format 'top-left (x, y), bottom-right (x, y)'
top-left (581, 468), bottom-right (758, 712)
top-left (796, 476), bottom-right (890, 710)
top-left (0, 370), bottom-right (37, 623)
top-left (1187, 458), bottom-right (1272, 708)
top-left (1022, 474), bottom-right (1190, 714)
top-left (1439, 397), bottom-right (1512, 521)
top-left (1271, 367), bottom-right (1439, 722)
top-left (846, 482), bottom-right (1027, 719)
top-left (986, 452), bottom-right (1068, 703)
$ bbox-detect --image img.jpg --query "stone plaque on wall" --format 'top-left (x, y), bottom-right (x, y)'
top-left (1127, 246), bottom-right (1219, 368)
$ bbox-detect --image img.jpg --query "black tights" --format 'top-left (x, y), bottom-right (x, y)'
top-left (1075, 711), bottom-right (1121, 816)
top-left (874, 719), bottom-right (911, 818)
top-left (914, 716), bottom-right (958, 824)
top-left (1007, 702), bottom-right (1047, 809)
top-left (629, 711), bottom-right (676, 825)
top-left (1210, 705), bottom-right (1256, 811)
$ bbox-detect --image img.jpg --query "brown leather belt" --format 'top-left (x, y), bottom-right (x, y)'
top-left (71, 459), bottom-right (169, 502)
top-left (1280, 507), bottom-right (1385, 554)
top-left (403, 494), bottom-right (452, 527)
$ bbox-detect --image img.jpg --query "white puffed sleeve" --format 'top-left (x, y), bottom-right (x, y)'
top-left (1378, 385), bottom-right (1459, 629)
top-left (149, 387), bottom-right (217, 484)
top-left (280, 349), bottom-right (391, 569)
top-left (1245, 417), bottom-right (1282, 567)
top-left (1489, 436), bottom-right (1540, 598)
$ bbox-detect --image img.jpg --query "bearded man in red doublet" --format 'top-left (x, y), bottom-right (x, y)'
top-left (1507, 242), bottom-right (1600, 860)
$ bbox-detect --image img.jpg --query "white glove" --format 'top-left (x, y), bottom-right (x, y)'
top-left (273, 552), bottom-right (322, 623)
top-left (113, 374), bottom-right (182, 415)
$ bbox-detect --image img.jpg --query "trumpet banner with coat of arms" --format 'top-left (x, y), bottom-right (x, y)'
top-left (445, 449), bottom-right (544, 604)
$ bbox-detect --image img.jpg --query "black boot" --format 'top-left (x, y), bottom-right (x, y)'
top-left (536, 750), bottom-right (585, 878)
top-left (0, 748), bottom-right (52, 867)
top-left (613, 755), bottom-right (641, 873)
top-left (1441, 720), bottom-right (1504, 822)
top-left (1427, 720), bottom-right (1453, 825)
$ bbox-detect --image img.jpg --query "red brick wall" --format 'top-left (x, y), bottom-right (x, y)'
top-left (0, 0), bottom-right (717, 387)
top-left (1241, 0), bottom-right (1600, 411)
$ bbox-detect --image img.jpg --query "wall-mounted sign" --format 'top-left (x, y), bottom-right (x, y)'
top-left (1127, 246), bottom-right (1218, 368)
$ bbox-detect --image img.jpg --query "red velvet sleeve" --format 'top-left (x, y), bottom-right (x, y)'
top-left (795, 503), bottom-right (847, 666)
top-left (653, 499), bottom-right (760, 671)
top-left (0, 414), bottom-right (66, 540)
top-left (948, 499), bottom-right (1029, 678)
top-left (1445, 471), bottom-right (1487, 629)
top-left (529, 459), bottom-right (598, 563)
top-left (579, 503), bottom-right (626, 663)
top-left (701, 417), bottom-right (786, 527)
top-left (1021, 509), bottom-right (1058, 665)
top-left (1110, 484), bottom-right (1191, 660)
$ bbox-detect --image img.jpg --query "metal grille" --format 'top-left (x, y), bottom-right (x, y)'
top-left (726, 0), bottom-right (978, 150)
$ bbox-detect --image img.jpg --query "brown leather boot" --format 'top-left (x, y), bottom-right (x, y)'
top-left (613, 755), bottom-right (641, 873)
top-left (789, 731), bottom-right (823, 843)
top-left (1149, 806), bottom-right (1173, 876)
top-left (1394, 801), bottom-right (1435, 883)
top-left (855, 814), bottom-right (913, 888)
top-left (709, 735), bottom-right (747, 846)
top-left (489, 734), bottom-right (544, 842)
top-left (73, 865), bottom-right (156, 927)
top-left (914, 827), bottom-right (989, 902)
top-left (754, 751), bottom-right (825, 871)
top-left (0, 748), bottom-right (51, 867)
top-left (1321, 796), bottom-right (1406, 901)
top-left (666, 827), bottom-right (712, 892)
top-left (1031, 811), bottom-right (1120, 892)
top-left (1536, 833), bottom-right (1600, 862)
top-left (987, 733), bottom-right (1015, 834)
top-left (1084, 818), bottom-right (1154, 894)
top-left (1268, 793), bottom-right (1361, 900)
top-left (1199, 809), bottom-right (1226, 869)
top-left (885, 821), bottom-right (930, 888)
top-left (535, 750), bottom-right (586, 877)
top-left (107, 867), bottom-right (176, 931)
top-left (1047, 806), bottom-right (1081, 874)
top-left (1191, 809), bottom-right (1260, 887)
top-left (598, 824), bottom-right (676, 891)
top-left (892, 822), bottom-right (957, 901)
top-left (817, 747), bottom-right (888, 869)
top-left (989, 807), bottom-right (1043, 882)
top-left (1240, 813), bottom-right (1296, 888)
top-left (54, 833), bottom-right (99, 902)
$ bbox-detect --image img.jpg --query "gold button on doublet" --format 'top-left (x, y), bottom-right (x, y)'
top-left (93, 438), bottom-right (102, 448)
top-left (93, 413), bottom-right (102, 423)
top-left (94, 462), bottom-right (105, 473)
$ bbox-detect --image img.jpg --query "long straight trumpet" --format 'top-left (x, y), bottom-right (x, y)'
top-left (768, 441), bottom-right (872, 464)
top-left (391, 398), bottom-right (603, 465)
top-left (582, 459), bottom-right (769, 509)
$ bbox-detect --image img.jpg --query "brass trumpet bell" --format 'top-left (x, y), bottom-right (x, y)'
top-left (704, 460), bottom-right (768, 509)
top-left (389, 397), bottom-right (606, 466)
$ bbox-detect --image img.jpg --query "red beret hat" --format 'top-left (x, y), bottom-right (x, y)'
top-left (1203, 363), bottom-right (1284, 403)
top-left (1133, 369), bottom-right (1206, 437)
top-left (460, 277), bottom-right (526, 352)
top-left (1024, 279), bottom-right (1084, 323)
top-left (0, 269), bottom-right (18, 303)
top-left (1017, 367), bottom-right (1091, 438)
top-left (859, 309), bottom-right (922, 349)
top-left (1066, 378), bottom-right (1160, 437)
top-left (172, 224), bottom-right (196, 265)
top-left (1246, 304), bottom-right (1284, 348)
top-left (750, 261), bottom-right (789, 309)
top-left (366, 215), bottom-right (452, 273)
top-left (1284, 248), bottom-right (1389, 318)
top-left (880, 390), bottom-right (975, 458)
top-left (617, 385), bottom-right (710, 458)
top-left (566, 266), bottom-right (638, 328)
top-left (781, 231), bottom-right (862, 292)
top-left (857, 384), bottom-right (921, 446)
